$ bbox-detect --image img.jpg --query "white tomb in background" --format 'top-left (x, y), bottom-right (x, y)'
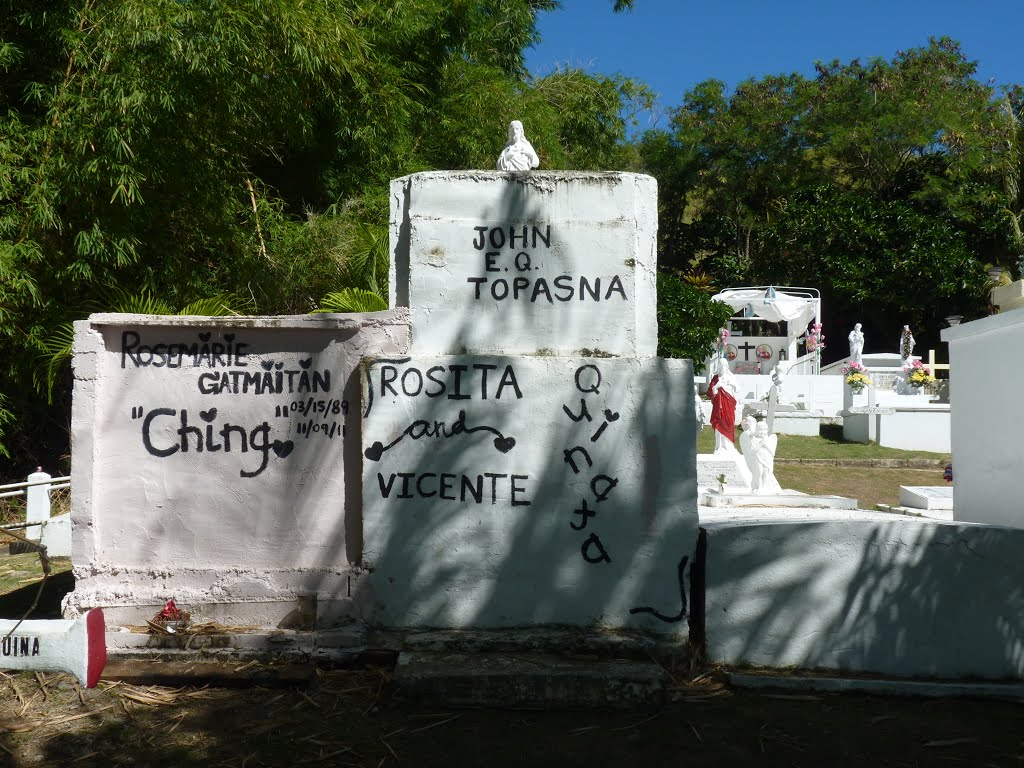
top-left (702, 287), bottom-right (829, 431)
top-left (942, 289), bottom-right (1024, 528)
top-left (820, 344), bottom-right (950, 454)
top-left (711, 286), bottom-right (822, 376)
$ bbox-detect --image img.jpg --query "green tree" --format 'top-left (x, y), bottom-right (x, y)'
top-left (0, 0), bottom-right (645, 468)
top-left (641, 38), bottom-right (1010, 355)
top-left (657, 270), bottom-right (733, 369)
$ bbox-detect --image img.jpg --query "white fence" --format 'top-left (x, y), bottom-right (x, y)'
top-left (0, 469), bottom-right (71, 556)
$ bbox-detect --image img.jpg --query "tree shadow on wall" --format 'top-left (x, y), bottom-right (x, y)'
top-left (356, 172), bottom-right (700, 643)
top-left (703, 518), bottom-right (1024, 679)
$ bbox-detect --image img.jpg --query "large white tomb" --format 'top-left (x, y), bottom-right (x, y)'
top-left (943, 307), bottom-right (1024, 528)
top-left (390, 171), bottom-right (657, 357)
top-left (361, 355), bottom-right (696, 633)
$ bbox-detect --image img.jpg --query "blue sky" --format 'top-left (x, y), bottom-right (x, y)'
top-left (526, 0), bottom-right (1024, 131)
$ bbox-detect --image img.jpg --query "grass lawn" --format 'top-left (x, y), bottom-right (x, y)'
top-left (774, 465), bottom-right (946, 509)
top-left (697, 423), bottom-right (950, 461)
top-left (0, 551), bottom-right (72, 596)
top-left (697, 423), bottom-right (950, 508)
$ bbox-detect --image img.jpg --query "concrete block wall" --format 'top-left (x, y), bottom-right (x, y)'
top-left (702, 519), bottom-right (1024, 679)
top-left (361, 355), bottom-right (696, 636)
top-left (943, 311), bottom-right (1024, 528)
top-left (67, 311), bottom-right (410, 626)
top-left (67, 171), bottom-right (699, 640)
top-left (390, 171), bottom-right (657, 357)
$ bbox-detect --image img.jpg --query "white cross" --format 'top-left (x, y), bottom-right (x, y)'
top-left (766, 385), bottom-right (779, 433)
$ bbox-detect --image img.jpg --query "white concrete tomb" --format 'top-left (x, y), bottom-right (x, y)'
top-left (943, 310), bottom-right (1024, 528)
top-left (361, 355), bottom-right (697, 636)
top-left (66, 311), bottom-right (410, 626)
top-left (390, 171), bottom-right (657, 357)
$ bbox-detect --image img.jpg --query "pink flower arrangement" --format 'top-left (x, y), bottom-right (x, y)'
top-left (806, 322), bottom-right (825, 352)
top-left (904, 358), bottom-right (934, 387)
top-left (841, 361), bottom-right (868, 376)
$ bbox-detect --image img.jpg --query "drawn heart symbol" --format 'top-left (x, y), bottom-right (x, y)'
top-left (224, 333), bottom-right (235, 342)
top-left (604, 409), bottom-right (621, 422)
top-left (199, 408), bottom-right (217, 422)
top-left (198, 332), bottom-right (211, 342)
top-left (272, 440), bottom-right (294, 459)
top-left (493, 436), bottom-right (516, 453)
top-left (299, 358), bottom-right (313, 369)
top-left (275, 362), bottom-right (284, 370)
top-left (261, 360), bottom-right (275, 370)
top-left (364, 442), bottom-right (384, 462)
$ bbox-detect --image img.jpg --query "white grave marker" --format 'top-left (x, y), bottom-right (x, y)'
top-left (0, 609), bottom-right (106, 687)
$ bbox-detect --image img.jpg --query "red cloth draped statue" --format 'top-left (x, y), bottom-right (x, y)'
top-left (708, 368), bottom-right (737, 446)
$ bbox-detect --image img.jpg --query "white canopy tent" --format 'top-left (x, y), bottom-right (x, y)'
top-left (711, 286), bottom-right (820, 330)
top-left (710, 286), bottom-right (821, 375)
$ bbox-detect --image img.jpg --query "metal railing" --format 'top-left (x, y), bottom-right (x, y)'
top-left (0, 469), bottom-right (70, 541)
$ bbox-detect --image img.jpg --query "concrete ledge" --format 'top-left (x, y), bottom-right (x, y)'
top-left (774, 458), bottom-right (947, 467)
top-left (106, 625), bottom-right (366, 663)
top-left (86, 309), bottom-right (410, 330)
top-left (702, 491), bottom-right (857, 509)
top-left (393, 651), bottom-right (666, 709)
top-left (900, 485), bottom-right (953, 511)
top-left (729, 672), bottom-right (1024, 701)
top-left (875, 504), bottom-right (954, 521)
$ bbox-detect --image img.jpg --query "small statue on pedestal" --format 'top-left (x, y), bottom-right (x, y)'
top-left (497, 120), bottom-right (540, 171)
top-left (708, 358), bottom-right (739, 456)
top-left (750, 421), bottom-right (783, 495)
top-left (848, 323), bottom-right (865, 365)
top-left (739, 415), bottom-right (759, 482)
top-left (770, 361), bottom-right (787, 402)
top-left (899, 325), bottom-right (915, 362)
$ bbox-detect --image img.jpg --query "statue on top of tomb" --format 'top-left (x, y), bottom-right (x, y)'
top-left (770, 361), bottom-right (787, 402)
top-left (708, 357), bottom-right (739, 455)
top-left (739, 415), bottom-right (759, 481)
top-left (497, 120), bottom-right (540, 172)
top-left (899, 325), bottom-right (915, 361)
top-left (750, 421), bottom-right (783, 495)
top-left (848, 323), bottom-right (865, 365)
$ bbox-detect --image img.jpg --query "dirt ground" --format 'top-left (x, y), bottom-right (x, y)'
top-left (0, 666), bottom-right (1022, 768)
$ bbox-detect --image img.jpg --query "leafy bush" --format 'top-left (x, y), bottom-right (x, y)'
top-left (656, 270), bottom-right (733, 370)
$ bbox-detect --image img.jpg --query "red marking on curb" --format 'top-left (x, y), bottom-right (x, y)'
top-left (85, 609), bottom-right (106, 688)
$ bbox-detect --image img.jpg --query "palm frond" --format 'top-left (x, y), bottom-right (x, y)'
top-left (33, 322), bottom-right (77, 402)
top-left (315, 288), bottom-right (388, 313)
top-left (341, 222), bottom-right (389, 296)
top-left (178, 294), bottom-right (254, 316)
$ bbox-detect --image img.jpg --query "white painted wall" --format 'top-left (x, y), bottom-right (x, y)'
top-left (876, 408), bottom-right (951, 452)
top-left (67, 311), bottom-right (410, 625)
top-left (943, 311), bottom-right (1024, 528)
top-left (361, 355), bottom-right (697, 637)
top-left (703, 519), bottom-right (1024, 679)
top-left (699, 374), bottom-right (843, 417)
top-left (390, 172), bottom-right (657, 357)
